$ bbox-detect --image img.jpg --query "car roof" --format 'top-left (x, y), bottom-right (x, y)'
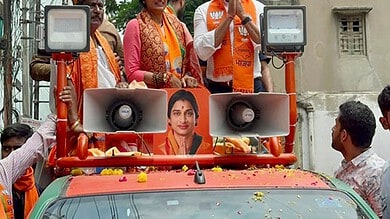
top-left (61, 168), bottom-right (331, 197)
top-left (31, 167), bottom-right (379, 219)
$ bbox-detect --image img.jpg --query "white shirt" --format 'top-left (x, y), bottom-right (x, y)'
top-left (49, 46), bottom-right (116, 113)
top-left (193, 0), bottom-right (264, 82)
top-left (97, 46), bottom-right (117, 88)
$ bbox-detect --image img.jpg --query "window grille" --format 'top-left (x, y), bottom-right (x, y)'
top-left (332, 6), bottom-right (372, 56)
top-left (339, 15), bottom-right (365, 55)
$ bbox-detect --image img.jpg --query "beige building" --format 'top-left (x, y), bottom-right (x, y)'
top-left (265, 0), bottom-right (390, 175)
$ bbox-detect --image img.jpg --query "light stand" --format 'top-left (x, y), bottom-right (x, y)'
top-left (261, 6), bottom-right (307, 153)
top-left (44, 5), bottom-right (90, 159)
top-left (284, 52), bottom-right (299, 153)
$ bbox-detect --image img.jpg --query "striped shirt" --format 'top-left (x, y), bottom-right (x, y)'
top-left (0, 114), bottom-right (56, 201)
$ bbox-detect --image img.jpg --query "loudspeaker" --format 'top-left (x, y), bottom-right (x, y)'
top-left (209, 92), bottom-right (289, 137)
top-left (83, 88), bottom-right (167, 133)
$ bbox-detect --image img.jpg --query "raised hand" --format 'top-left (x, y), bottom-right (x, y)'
top-left (227, 0), bottom-right (236, 18)
top-left (59, 81), bottom-right (82, 132)
top-left (235, 0), bottom-right (246, 20)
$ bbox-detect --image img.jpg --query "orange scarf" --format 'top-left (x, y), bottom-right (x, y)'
top-left (206, 0), bottom-right (256, 93)
top-left (70, 30), bottom-right (121, 120)
top-left (13, 167), bottom-right (39, 219)
top-left (163, 7), bottom-right (204, 85)
top-left (157, 15), bottom-right (184, 77)
top-left (165, 4), bottom-right (176, 16)
top-left (0, 183), bottom-right (14, 219)
top-left (155, 130), bottom-right (212, 155)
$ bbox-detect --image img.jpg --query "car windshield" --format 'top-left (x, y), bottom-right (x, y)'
top-left (42, 189), bottom-right (369, 219)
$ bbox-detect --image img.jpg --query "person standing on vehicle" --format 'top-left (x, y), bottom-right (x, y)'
top-left (0, 115), bottom-right (56, 218)
top-left (62, 0), bottom-right (124, 135)
top-left (154, 89), bottom-right (212, 155)
top-left (377, 85), bottom-right (390, 219)
top-left (1, 124), bottom-right (42, 219)
top-left (193, 0), bottom-right (273, 94)
top-left (332, 100), bottom-right (385, 217)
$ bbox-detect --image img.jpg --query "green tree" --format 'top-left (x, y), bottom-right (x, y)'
top-left (105, 0), bottom-right (208, 33)
top-left (182, 0), bottom-right (208, 34)
top-left (104, 0), bottom-right (272, 34)
top-left (105, 0), bottom-right (142, 33)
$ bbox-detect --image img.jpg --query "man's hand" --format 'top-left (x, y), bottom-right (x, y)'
top-left (58, 82), bottom-right (81, 132)
top-left (170, 75), bottom-right (182, 88)
top-left (114, 52), bottom-right (124, 72)
top-left (181, 75), bottom-right (199, 88)
top-left (116, 82), bottom-right (129, 88)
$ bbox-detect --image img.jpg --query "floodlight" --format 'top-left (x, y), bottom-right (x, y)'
top-left (261, 6), bottom-right (306, 54)
top-left (44, 5), bottom-right (90, 53)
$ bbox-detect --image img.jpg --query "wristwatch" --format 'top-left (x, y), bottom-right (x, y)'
top-left (241, 16), bottom-right (252, 25)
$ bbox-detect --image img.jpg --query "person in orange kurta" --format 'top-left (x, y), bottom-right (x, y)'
top-left (154, 90), bottom-right (213, 155)
top-left (59, 0), bottom-right (123, 152)
top-left (67, 0), bottom-right (122, 124)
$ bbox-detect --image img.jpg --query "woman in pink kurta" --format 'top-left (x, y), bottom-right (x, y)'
top-left (123, 0), bottom-right (203, 89)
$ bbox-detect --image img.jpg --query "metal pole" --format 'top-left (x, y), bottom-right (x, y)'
top-left (32, 0), bottom-right (42, 120)
top-left (22, 0), bottom-right (32, 118)
top-left (52, 53), bottom-right (71, 159)
top-left (284, 53), bottom-right (298, 154)
top-left (3, 0), bottom-right (13, 126)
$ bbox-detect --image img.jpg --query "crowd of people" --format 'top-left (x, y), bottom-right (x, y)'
top-left (0, 0), bottom-right (388, 218)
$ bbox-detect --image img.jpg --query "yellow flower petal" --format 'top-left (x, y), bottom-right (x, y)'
top-left (137, 172), bottom-right (148, 183)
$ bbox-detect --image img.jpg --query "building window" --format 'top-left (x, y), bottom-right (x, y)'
top-left (262, 0), bottom-right (297, 5)
top-left (339, 15), bottom-right (365, 55)
top-left (332, 6), bottom-right (372, 56)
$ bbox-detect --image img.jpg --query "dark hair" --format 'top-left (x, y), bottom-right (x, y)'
top-left (378, 85), bottom-right (390, 116)
top-left (139, 0), bottom-right (146, 8)
top-left (168, 89), bottom-right (199, 119)
top-left (75, 0), bottom-right (104, 5)
top-left (338, 100), bottom-right (376, 148)
top-left (1, 123), bottom-right (34, 144)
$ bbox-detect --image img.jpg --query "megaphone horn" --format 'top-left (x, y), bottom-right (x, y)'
top-left (106, 101), bottom-right (143, 131)
top-left (83, 88), bottom-right (167, 133)
top-left (227, 99), bottom-right (260, 130)
top-left (209, 92), bottom-right (289, 137)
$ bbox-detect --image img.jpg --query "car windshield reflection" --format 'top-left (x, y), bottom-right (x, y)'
top-left (43, 189), bottom-right (368, 219)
